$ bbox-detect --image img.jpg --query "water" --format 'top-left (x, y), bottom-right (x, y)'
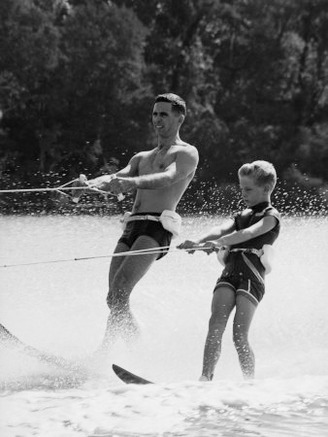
top-left (0, 214), bottom-right (327, 437)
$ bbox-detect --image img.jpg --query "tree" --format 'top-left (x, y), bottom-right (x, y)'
top-left (55, 0), bottom-right (150, 172)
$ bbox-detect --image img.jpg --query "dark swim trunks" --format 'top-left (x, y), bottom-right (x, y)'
top-left (212, 201), bottom-right (281, 307)
top-left (214, 255), bottom-right (265, 307)
top-left (118, 212), bottom-right (172, 260)
top-left (214, 273), bottom-right (264, 307)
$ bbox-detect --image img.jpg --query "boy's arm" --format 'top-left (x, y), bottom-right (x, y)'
top-left (216, 216), bottom-right (278, 247)
top-left (177, 219), bottom-right (235, 252)
top-left (194, 220), bottom-right (235, 244)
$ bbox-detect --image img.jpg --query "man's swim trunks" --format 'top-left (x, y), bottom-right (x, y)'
top-left (118, 212), bottom-right (172, 260)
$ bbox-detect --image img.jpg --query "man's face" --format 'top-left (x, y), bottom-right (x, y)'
top-left (152, 102), bottom-right (181, 138)
top-left (239, 175), bottom-right (267, 207)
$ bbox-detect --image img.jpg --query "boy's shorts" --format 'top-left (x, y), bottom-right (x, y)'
top-left (118, 214), bottom-right (172, 260)
top-left (214, 271), bottom-right (264, 306)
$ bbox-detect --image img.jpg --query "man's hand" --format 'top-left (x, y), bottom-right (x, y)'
top-left (109, 177), bottom-right (136, 195)
top-left (71, 174), bottom-right (88, 203)
top-left (87, 174), bottom-right (116, 192)
top-left (71, 174), bottom-right (124, 201)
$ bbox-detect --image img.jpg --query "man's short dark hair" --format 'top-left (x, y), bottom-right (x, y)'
top-left (154, 93), bottom-right (186, 116)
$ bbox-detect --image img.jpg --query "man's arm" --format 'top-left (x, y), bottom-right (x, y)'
top-left (87, 154), bottom-right (140, 191)
top-left (116, 146), bottom-right (199, 192)
top-left (115, 154), bottom-right (140, 178)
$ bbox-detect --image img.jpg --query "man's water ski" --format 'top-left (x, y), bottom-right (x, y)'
top-left (0, 323), bottom-right (86, 374)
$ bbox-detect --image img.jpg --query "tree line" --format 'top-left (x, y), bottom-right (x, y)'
top-left (0, 0), bottom-right (327, 214)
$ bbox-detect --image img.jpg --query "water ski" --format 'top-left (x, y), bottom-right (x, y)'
top-left (112, 364), bottom-right (153, 385)
top-left (0, 323), bottom-right (85, 374)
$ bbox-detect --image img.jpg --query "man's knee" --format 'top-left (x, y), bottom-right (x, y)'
top-left (106, 291), bottom-right (115, 309)
top-left (112, 270), bottom-right (135, 294)
top-left (106, 292), bottom-right (125, 310)
top-left (107, 273), bottom-right (132, 308)
top-left (106, 288), bottom-right (130, 311)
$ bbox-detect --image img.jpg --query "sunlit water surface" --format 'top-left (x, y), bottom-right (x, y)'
top-left (0, 214), bottom-right (327, 437)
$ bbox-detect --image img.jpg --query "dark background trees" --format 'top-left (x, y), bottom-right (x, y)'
top-left (0, 0), bottom-right (327, 213)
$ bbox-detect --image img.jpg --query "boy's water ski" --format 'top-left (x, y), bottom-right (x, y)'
top-left (112, 364), bottom-right (153, 384)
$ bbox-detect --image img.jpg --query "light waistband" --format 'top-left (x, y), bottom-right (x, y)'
top-left (230, 248), bottom-right (262, 257)
top-left (126, 214), bottom-right (160, 223)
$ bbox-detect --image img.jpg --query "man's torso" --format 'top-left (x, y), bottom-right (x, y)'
top-left (132, 144), bottom-right (196, 213)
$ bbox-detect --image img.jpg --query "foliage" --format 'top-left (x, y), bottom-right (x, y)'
top-left (0, 0), bottom-right (327, 214)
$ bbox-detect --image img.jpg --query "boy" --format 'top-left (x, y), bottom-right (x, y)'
top-left (178, 160), bottom-right (280, 380)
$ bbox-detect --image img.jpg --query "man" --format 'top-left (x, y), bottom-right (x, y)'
top-left (87, 93), bottom-right (199, 349)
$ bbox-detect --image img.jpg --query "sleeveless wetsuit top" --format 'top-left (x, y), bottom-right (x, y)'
top-left (225, 201), bottom-right (281, 277)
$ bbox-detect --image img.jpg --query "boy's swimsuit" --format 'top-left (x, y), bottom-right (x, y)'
top-left (118, 212), bottom-right (172, 260)
top-left (214, 201), bottom-right (280, 306)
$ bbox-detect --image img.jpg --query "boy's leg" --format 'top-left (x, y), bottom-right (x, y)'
top-left (200, 285), bottom-right (236, 380)
top-left (233, 294), bottom-right (257, 379)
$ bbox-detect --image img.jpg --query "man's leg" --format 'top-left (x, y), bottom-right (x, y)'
top-left (102, 235), bottom-right (160, 348)
top-left (107, 241), bottom-right (130, 309)
top-left (233, 295), bottom-right (257, 379)
top-left (200, 286), bottom-right (236, 380)
top-left (100, 241), bottom-right (132, 348)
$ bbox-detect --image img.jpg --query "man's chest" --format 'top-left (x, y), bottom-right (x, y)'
top-left (138, 150), bottom-right (175, 174)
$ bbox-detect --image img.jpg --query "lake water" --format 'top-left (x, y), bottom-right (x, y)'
top-left (0, 214), bottom-right (327, 437)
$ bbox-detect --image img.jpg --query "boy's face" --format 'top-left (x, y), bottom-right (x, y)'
top-left (239, 175), bottom-right (268, 207)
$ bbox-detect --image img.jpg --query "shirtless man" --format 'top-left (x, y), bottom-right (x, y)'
top-left (87, 93), bottom-right (199, 348)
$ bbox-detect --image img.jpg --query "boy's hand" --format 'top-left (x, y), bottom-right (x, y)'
top-left (177, 240), bottom-right (198, 254)
top-left (201, 241), bottom-right (219, 255)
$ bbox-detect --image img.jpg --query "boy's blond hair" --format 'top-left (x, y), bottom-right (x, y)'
top-left (238, 160), bottom-right (277, 193)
